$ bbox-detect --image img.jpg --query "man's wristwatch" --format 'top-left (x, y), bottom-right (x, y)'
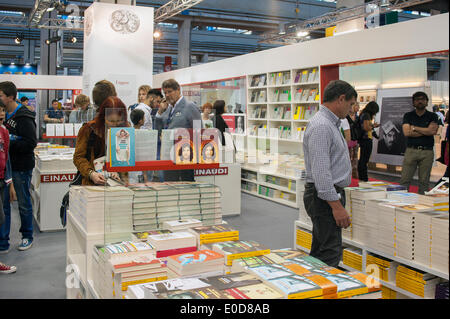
top-left (412, 126), bottom-right (416, 132)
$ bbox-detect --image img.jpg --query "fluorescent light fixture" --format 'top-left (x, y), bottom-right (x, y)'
top-left (381, 81), bottom-right (424, 89)
top-left (355, 84), bottom-right (378, 90)
top-left (296, 30), bottom-right (309, 37)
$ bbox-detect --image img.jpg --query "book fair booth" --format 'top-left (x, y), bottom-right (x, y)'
top-left (1, 2), bottom-right (448, 302)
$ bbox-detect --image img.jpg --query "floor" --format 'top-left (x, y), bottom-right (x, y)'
top-left (0, 168), bottom-right (442, 299)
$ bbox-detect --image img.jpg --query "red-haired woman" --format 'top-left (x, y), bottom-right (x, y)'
top-left (73, 96), bottom-right (128, 185)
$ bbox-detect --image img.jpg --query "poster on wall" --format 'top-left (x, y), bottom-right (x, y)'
top-left (371, 87), bottom-right (423, 166)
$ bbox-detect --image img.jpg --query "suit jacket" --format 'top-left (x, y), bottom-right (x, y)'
top-left (154, 96), bottom-right (201, 131)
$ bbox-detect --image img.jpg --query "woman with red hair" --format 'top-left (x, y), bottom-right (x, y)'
top-left (73, 96), bottom-right (128, 185)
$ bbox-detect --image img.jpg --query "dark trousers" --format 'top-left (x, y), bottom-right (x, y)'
top-left (358, 139), bottom-right (373, 182)
top-left (163, 169), bottom-right (194, 182)
top-left (303, 183), bottom-right (345, 267)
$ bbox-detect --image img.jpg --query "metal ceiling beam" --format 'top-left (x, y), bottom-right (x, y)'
top-left (260, 0), bottom-right (433, 44)
top-left (28, 0), bottom-right (55, 26)
top-left (154, 0), bottom-right (206, 23)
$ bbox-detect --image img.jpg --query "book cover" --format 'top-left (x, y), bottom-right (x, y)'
top-left (174, 128), bottom-right (197, 165)
top-left (203, 272), bottom-right (262, 290)
top-left (249, 264), bottom-right (294, 280)
top-left (199, 128), bottom-right (220, 164)
top-left (226, 283), bottom-right (284, 299)
top-left (190, 225), bottom-right (239, 239)
top-left (110, 127), bottom-right (135, 167)
top-left (135, 129), bottom-right (158, 161)
top-left (267, 275), bottom-right (323, 299)
top-left (168, 249), bottom-right (224, 267)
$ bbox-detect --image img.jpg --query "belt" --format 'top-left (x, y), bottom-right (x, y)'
top-left (408, 145), bottom-right (433, 151)
top-left (306, 183), bottom-right (345, 193)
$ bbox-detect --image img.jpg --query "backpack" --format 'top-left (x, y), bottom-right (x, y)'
top-left (60, 125), bottom-right (97, 227)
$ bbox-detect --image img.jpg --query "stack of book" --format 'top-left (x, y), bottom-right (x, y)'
top-left (381, 286), bottom-right (397, 299)
top-left (188, 225), bottom-right (239, 246)
top-left (348, 187), bottom-right (386, 243)
top-left (162, 219), bottom-right (203, 232)
top-left (166, 249), bottom-right (225, 278)
top-left (93, 241), bottom-right (167, 299)
top-left (425, 178), bottom-right (449, 195)
top-left (377, 201), bottom-right (402, 256)
top-left (342, 247), bottom-right (363, 271)
top-left (395, 265), bottom-right (440, 298)
top-left (147, 231), bottom-right (197, 258)
top-left (129, 182), bottom-right (222, 232)
top-left (296, 228), bottom-right (312, 251)
top-left (430, 214), bottom-right (449, 273)
top-left (69, 186), bottom-right (105, 233)
top-left (204, 240), bottom-right (271, 267)
top-left (366, 253), bottom-right (398, 283)
top-left (131, 229), bottom-right (171, 242)
top-left (418, 194), bottom-right (449, 212)
top-left (365, 198), bottom-right (399, 250)
top-left (435, 282), bottom-right (449, 299)
top-left (387, 192), bottom-right (419, 204)
top-left (413, 211), bottom-right (446, 267)
top-left (104, 186), bottom-right (135, 243)
top-left (395, 204), bottom-right (434, 260)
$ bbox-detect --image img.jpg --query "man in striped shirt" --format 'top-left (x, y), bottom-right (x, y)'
top-left (303, 80), bottom-right (357, 267)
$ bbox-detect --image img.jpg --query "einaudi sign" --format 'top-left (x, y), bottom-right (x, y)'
top-left (41, 173), bottom-right (77, 183)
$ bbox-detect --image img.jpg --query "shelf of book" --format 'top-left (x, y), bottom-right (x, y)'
top-left (293, 81), bottom-right (320, 86)
top-left (243, 189), bottom-right (297, 208)
top-left (294, 220), bottom-right (449, 299)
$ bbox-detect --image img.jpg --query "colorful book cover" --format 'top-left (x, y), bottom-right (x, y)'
top-left (190, 225), bottom-right (239, 239)
top-left (168, 249), bottom-right (224, 266)
top-left (268, 275), bottom-right (323, 299)
top-left (203, 272), bottom-right (262, 290)
top-left (199, 128), bottom-right (220, 164)
top-left (174, 128), bottom-right (197, 165)
top-left (226, 283), bottom-right (283, 299)
top-left (250, 264), bottom-right (294, 280)
top-left (110, 127), bottom-right (135, 167)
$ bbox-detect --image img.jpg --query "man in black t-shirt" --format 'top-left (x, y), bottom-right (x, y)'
top-left (400, 91), bottom-right (439, 194)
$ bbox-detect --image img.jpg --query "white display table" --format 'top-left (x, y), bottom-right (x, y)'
top-left (194, 163), bottom-right (241, 216)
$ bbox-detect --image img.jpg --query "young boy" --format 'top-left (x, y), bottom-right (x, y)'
top-left (128, 109), bottom-right (145, 184)
top-left (0, 103), bottom-right (16, 274)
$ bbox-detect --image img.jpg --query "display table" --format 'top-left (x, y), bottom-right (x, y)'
top-left (195, 163), bottom-right (241, 216)
top-left (31, 168), bottom-right (77, 232)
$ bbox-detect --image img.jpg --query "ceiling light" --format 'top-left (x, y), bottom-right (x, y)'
top-left (380, 0), bottom-right (390, 7)
top-left (25, 63), bottom-right (30, 66)
top-left (15, 33), bottom-right (24, 44)
top-left (296, 30), bottom-right (309, 37)
top-left (153, 30), bottom-right (162, 39)
top-left (278, 23), bottom-right (286, 35)
top-left (45, 35), bottom-right (61, 45)
top-left (10, 61), bottom-right (15, 65)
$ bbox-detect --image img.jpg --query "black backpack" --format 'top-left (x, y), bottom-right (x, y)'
top-left (347, 114), bottom-right (363, 141)
top-left (60, 125), bottom-right (98, 227)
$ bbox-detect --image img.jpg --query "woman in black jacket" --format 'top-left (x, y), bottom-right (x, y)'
top-left (357, 101), bottom-right (380, 182)
top-left (213, 100), bottom-right (229, 146)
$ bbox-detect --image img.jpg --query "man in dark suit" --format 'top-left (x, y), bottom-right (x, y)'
top-left (155, 79), bottom-right (202, 181)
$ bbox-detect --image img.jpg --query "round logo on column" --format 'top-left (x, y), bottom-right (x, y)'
top-left (84, 10), bottom-right (93, 37)
top-left (109, 10), bottom-right (140, 34)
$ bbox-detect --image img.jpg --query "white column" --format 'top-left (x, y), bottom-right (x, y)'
top-left (178, 17), bottom-right (192, 69)
top-left (83, 2), bottom-right (153, 107)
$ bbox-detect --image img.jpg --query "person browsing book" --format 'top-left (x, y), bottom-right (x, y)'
top-left (155, 79), bottom-right (201, 182)
top-left (73, 96), bottom-right (126, 186)
top-left (212, 100), bottom-right (229, 146)
top-left (303, 80), bottom-right (356, 267)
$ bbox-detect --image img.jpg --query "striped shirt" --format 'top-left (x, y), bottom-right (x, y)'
top-left (303, 105), bottom-right (352, 201)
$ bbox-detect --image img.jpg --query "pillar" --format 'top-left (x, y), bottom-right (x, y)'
top-left (178, 17), bottom-right (192, 69)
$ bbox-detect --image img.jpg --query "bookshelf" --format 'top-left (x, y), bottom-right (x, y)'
top-left (294, 220), bottom-right (449, 299)
top-left (241, 165), bottom-right (303, 208)
top-left (246, 66), bottom-right (320, 147)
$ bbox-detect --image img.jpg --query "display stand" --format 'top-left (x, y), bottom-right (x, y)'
top-left (294, 220), bottom-right (449, 299)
